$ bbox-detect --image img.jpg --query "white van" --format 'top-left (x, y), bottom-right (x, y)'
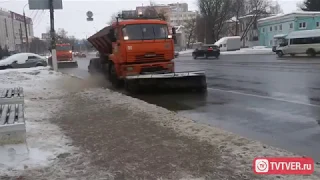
top-left (214, 36), bottom-right (241, 51)
top-left (276, 29), bottom-right (320, 57)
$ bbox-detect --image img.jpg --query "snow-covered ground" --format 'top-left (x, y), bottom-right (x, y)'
top-left (0, 67), bottom-right (111, 179)
top-left (221, 46), bottom-right (273, 55)
top-left (0, 67), bottom-right (319, 179)
top-left (178, 49), bottom-right (195, 55)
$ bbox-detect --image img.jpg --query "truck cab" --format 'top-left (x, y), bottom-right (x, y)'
top-left (88, 15), bottom-right (176, 79)
top-left (56, 43), bottom-right (73, 61)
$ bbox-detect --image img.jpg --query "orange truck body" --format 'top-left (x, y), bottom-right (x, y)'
top-left (56, 43), bottom-right (73, 61)
top-left (87, 19), bottom-right (175, 78)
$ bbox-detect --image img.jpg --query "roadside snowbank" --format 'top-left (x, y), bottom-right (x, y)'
top-left (0, 67), bottom-right (112, 179)
top-left (78, 88), bottom-right (320, 180)
top-left (221, 47), bottom-right (273, 55)
top-left (178, 49), bottom-right (194, 55)
top-left (178, 47), bottom-right (273, 55)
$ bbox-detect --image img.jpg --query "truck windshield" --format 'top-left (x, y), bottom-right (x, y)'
top-left (56, 45), bottom-right (72, 51)
top-left (122, 24), bottom-right (168, 40)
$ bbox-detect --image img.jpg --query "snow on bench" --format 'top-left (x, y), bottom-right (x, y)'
top-left (0, 87), bottom-right (24, 104)
top-left (0, 87), bottom-right (26, 145)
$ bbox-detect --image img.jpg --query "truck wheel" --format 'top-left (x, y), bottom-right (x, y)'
top-left (277, 51), bottom-right (284, 58)
top-left (306, 48), bottom-right (316, 57)
top-left (88, 59), bottom-right (97, 73)
top-left (109, 63), bottom-right (122, 88)
top-left (192, 54), bottom-right (197, 59)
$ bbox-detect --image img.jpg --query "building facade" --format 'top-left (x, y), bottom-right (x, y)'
top-left (258, 11), bottom-right (320, 47)
top-left (0, 7), bottom-right (34, 52)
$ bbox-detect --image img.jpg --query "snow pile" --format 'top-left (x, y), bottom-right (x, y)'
top-left (0, 67), bottom-right (112, 179)
top-left (221, 47), bottom-right (273, 55)
top-left (178, 49), bottom-right (194, 55)
top-left (78, 88), bottom-right (320, 180)
top-left (177, 47), bottom-right (273, 56)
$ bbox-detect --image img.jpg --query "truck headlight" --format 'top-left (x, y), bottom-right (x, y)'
top-left (168, 35), bottom-right (172, 39)
top-left (124, 36), bottom-right (129, 40)
top-left (167, 63), bottom-right (173, 68)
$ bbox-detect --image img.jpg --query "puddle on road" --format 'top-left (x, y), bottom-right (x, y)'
top-left (210, 83), bottom-right (269, 96)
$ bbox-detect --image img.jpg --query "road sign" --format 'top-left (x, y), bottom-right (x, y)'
top-left (86, 11), bottom-right (93, 21)
top-left (28, 0), bottom-right (63, 10)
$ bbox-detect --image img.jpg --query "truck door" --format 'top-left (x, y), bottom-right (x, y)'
top-left (111, 27), bottom-right (123, 61)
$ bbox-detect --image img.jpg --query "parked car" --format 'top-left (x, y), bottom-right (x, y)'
top-left (192, 44), bottom-right (220, 59)
top-left (74, 52), bottom-right (87, 58)
top-left (0, 53), bottom-right (47, 70)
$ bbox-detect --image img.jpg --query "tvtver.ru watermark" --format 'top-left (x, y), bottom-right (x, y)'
top-left (253, 157), bottom-right (314, 175)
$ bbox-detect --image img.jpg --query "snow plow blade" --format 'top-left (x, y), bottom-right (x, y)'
top-left (124, 71), bottom-right (207, 93)
top-left (57, 61), bottom-right (78, 68)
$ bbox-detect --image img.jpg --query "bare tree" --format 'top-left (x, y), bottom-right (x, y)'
top-left (197, 0), bottom-right (233, 43)
top-left (269, 0), bottom-right (283, 14)
top-left (184, 18), bottom-right (197, 48)
top-left (231, 0), bottom-right (246, 36)
top-left (239, 0), bottom-right (270, 42)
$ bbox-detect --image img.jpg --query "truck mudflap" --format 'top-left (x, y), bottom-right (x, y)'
top-left (124, 71), bottom-right (207, 93)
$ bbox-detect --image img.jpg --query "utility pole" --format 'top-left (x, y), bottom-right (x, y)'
top-left (19, 23), bottom-right (24, 52)
top-left (11, 13), bottom-right (16, 52)
top-left (49, 0), bottom-right (58, 71)
top-left (23, 11), bottom-right (29, 52)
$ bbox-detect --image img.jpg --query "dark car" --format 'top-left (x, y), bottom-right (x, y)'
top-left (192, 44), bottom-right (220, 59)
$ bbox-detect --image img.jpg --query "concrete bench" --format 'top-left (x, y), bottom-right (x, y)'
top-left (0, 88), bottom-right (26, 145)
top-left (0, 87), bottom-right (24, 104)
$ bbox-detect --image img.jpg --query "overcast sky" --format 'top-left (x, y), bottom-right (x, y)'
top-left (0, 0), bottom-right (303, 39)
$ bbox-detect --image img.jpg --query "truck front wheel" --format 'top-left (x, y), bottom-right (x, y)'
top-left (277, 51), bottom-right (284, 58)
top-left (108, 63), bottom-right (122, 88)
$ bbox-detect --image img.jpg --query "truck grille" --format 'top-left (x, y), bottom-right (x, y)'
top-left (135, 54), bottom-right (165, 61)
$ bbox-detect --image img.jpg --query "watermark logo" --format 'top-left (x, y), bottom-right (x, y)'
top-left (255, 159), bottom-right (269, 173)
top-left (253, 157), bottom-right (314, 175)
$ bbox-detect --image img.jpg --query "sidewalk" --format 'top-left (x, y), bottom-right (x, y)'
top-left (0, 67), bottom-right (319, 179)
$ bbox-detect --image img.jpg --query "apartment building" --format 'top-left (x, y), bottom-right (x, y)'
top-left (258, 11), bottom-right (320, 47)
top-left (0, 7), bottom-right (33, 52)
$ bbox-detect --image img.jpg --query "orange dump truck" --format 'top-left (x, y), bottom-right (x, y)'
top-left (56, 43), bottom-right (78, 67)
top-left (48, 43), bottom-right (78, 68)
top-left (87, 12), bottom-right (207, 93)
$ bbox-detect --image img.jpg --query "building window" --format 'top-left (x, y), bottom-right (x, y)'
top-left (316, 22), bottom-right (320, 28)
top-left (299, 22), bottom-right (307, 29)
top-left (262, 28), bottom-right (265, 33)
top-left (275, 26), bottom-right (278, 31)
top-left (279, 24), bottom-right (282, 31)
top-left (290, 23), bottom-right (293, 29)
top-left (270, 26), bottom-right (272, 32)
top-left (270, 40), bottom-right (273, 46)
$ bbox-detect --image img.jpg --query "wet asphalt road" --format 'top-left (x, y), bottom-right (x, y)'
top-left (60, 53), bottom-right (320, 162)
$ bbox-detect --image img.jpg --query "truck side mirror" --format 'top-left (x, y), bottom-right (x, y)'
top-left (108, 29), bottom-right (117, 42)
top-left (172, 27), bottom-right (177, 44)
